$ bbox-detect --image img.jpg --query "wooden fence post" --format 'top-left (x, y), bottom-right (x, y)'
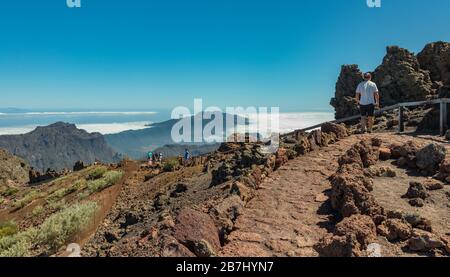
top-left (398, 106), bottom-right (405, 133)
top-left (440, 100), bottom-right (447, 136)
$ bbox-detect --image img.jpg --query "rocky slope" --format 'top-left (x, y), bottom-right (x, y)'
top-left (0, 149), bottom-right (30, 187)
top-left (0, 122), bottom-right (119, 171)
top-left (331, 41), bottom-right (450, 123)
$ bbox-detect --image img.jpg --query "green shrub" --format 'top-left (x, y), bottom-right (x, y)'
top-left (48, 199), bottom-right (66, 211)
top-left (0, 221), bottom-right (18, 239)
top-left (0, 228), bottom-right (37, 257)
top-left (87, 179), bottom-right (109, 193)
top-left (37, 201), bottom-right (98, 251)
top-left (32, 205), bottom-right (44, 216)
top-left (1, 187), bottom-right (19, 197)
top-left (72, 179), bottom-right (87, 190)
top-left (104, 170), bottom-right (123, 185)
top-left (13, 191), bottom-right (43, 210)
top-left (87, 166), bottom-right (108, 180)
top-left (163, 159), bottom-right (180, 172)
top-left (87, 170), bottom-right (123, 194)
top-left (77, 191), bottom-right (90, 200)
top-left (47, 186), bottom-right (77, 203)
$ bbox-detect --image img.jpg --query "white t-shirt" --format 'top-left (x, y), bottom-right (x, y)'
top-left (356, 81), bottom-right (379, 105)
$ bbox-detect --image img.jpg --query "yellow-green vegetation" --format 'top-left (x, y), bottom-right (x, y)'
top-left (0, 201), bottom-right (98, 256)
top-left (46, 186), bottom-right (77, 203)
top-left (87, 166), bottom-right (108, 180)
top-left (73, 179), bottom-right (87, 190)
top-left (32, 205), bottom-right (44, 216)
top-left (13, 190), bottom-right (44, 210)
top-left (87, 170), bottom-right (123, 194)
top-left (163, 159), bottom-right (180, 172)
top-left (77, 191), bottom-right (90, 200)
top-left (0, 228), bottom-right (37, 257)
top-left (1, 186), bottom-right (19, 197)
top-left (37, 201), bottom-right (98, 251)
top-left (48, 199), bottom-right (66, 211)
top-left (52, 176), bottom-right (69, 187)
top-left (0, 221), bottom-right (18, 239)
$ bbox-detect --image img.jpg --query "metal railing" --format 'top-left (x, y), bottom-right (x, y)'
top-left (283, 98), bottom-right (450, 137)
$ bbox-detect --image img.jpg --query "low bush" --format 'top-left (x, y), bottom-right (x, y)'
top-left (1, 187), bottom-right (19, 197)
top-left (0, 228), bottom-right (37, 257)
top-left (87, 166), bottom-right (108, 180)
top-left (87, 170), bottom-right (123, 194)
top-left (47, 186), bottom-right (78, 203)
top-left (163, 159), bottom-right (180, 172)
top-left (31, 205), bottom-right (44, 216)
top-left (37, 201), bottom-right (98, 251)
top-left (48, 199), bottom-right (66, 211)
top-left (0, 221), bottom-right (18, 239)
top-left (13, 191), bottom-right (43, 210)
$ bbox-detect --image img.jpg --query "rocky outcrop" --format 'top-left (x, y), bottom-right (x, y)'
top-left (330, 65), bottom-right (363, 119)
top-left (0, 122), bottom-right (120, 171)
top-left (415, 143), bottom-right (446, 175)
top-left (173, 208), bottom-right (221, 257)
top-left (316, 215), bottom-right (377, 257)
top-left (417, 41), bottom-right (450, 86)
top-left (373, 46), bottom-right (435, 106)
top-left (28, 168), bottom-right (65, 184)
top-left (0, 149), bottom-right (30, 187)
top-left (330, 43), bottom-right (450, 121)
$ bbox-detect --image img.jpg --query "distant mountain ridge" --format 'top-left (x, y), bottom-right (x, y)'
top-left (0, 122), bottom-right (120, 171)
top-left (105, 112), bottom-right (248, 159)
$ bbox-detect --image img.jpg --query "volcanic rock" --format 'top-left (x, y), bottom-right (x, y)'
top-left (173, 208), bottom-right (221, 257)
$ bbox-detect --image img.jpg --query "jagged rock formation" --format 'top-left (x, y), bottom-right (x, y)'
top-left (0, 122), bottom-right (120, 171)
top-left (373, 46), bottom-right (435, 106)
top-left (331, 42), bottom-right (450, 121)
top-left (330, 65), bottom-right (363, 119)
top-left (417, 41), bottom-right (450, 87)
top-left (0, 149), bottom-right (30, 187)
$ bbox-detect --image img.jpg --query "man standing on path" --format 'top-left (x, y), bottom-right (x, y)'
top-left (356, 72), bottom-right (380, 133)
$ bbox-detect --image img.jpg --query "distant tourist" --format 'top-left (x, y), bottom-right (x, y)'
top-left (147, 151), bottom-right (153, 166)
top-left (184, 149), bottom-right (191, 166)
top-left (159, 152), bottom-right (163, 163)
top-left (356, 72), bottom-right (380, 134)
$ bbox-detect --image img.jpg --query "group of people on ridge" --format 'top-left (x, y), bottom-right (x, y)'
top-left (147, 151), bottom-right (163, 166)
top-left (147, 148), bottom-right (191, 167)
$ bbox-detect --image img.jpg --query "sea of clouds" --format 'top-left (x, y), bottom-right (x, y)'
top-left (0, 112), bottom-right (334, 136)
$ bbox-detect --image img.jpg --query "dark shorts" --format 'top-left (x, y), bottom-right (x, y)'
top-left (360, 104), bottom-right (375, 117)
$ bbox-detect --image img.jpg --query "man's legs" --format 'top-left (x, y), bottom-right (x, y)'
top-left (360, 105), bottom-right (368, 133)
top-left (367, 104), bottom-right (375, 133)
top-left (367, 117), bottom-right (374, 133)
top-left (360, 116), bottom-right (367, 133)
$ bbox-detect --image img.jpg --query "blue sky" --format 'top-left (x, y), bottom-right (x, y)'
top-left (1, 0), bottom-right (449, 111)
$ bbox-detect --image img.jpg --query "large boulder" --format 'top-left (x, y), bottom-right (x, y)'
top-left (415, 143), bottom-right (446, 175)
top-left (321, 123), bottom-right (348, 139)
top-left (316, 215), bottom-right (377, 257)
top-left (330, 65), bottom-right (363, 119)
top-left (403, 181), bottom-right (430, 200)
top-left (373, 46), bottom-right (435, 106)
top-left (377, 219), bottom-right (413, 242)
top-left (408, 229), bottom-right (445, 252)
top-left (173, 208), bottom-right (221, 257)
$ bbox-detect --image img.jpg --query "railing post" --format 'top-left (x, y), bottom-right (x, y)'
top-left (440, 100), bottom-right (447, 136)
top-left (398, 106), bottom-right (405, 133)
